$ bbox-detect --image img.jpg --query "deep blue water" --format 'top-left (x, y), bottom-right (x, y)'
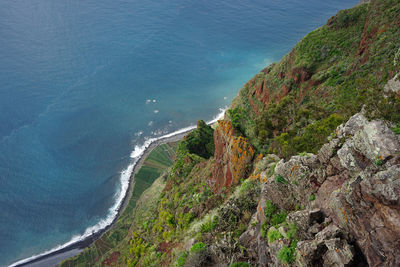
top-left (0, 0), bottom-right (358, 265)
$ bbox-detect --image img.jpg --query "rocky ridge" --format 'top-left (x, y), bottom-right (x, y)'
top-left (236, 113), bottom-right (400, 266)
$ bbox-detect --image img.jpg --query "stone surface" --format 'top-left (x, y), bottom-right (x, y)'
top-left (316, 114), bottom-right (400, 266)
top-left (221, 113), bottom-right (399, 267)
top-left (384, 74), bottom-right (400, 96)
top-left (211, 120), bottom-right (255, 192)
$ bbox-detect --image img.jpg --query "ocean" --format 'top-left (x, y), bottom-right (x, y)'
top-left (0, 0), bottom-right (358, 265)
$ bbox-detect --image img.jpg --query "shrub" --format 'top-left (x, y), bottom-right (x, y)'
top-left (260, 220), bottom-right (269, 237)
top-left (200, 216), bottom-right (218, 233)
top-left (190, 242), bottom-right (206, 253)
top-left (184, 120), bottom-right (215, 158)
top-left (309, 194), bottom-right (316, 201)
top-left (227, 107), bottom-right (247, 135)
top-left (176, 252), bottom-right (188, 267)
top-left (277, 245), bottom-right (296, 264)
top-left (270, 211), bottom-right (287, 226)
top-left (267, 229), bottom-right (282, 243)
top-left (265, 200), bottom-right (277, 218)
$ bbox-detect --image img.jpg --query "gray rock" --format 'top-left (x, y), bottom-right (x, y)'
top-left (339, 113), bottom-right (368, 138)
top-left (352, 120), bottom-right (400, 163)
top-left (384, 74), bottom-right (400, 96)
top-left (361, 164), bottom-right (400, 204)
top-left (337, 142), bottom-right (366, 172)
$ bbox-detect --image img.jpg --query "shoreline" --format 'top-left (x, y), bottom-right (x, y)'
top-left (12, 131), bottom-right (191, 267)
top-left (11, 109), bottom-right (225, 267)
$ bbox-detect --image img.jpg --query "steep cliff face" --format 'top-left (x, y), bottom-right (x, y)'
top-left (211, 120), bottom-right (255, 192)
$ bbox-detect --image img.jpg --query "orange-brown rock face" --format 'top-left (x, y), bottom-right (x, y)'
top-left (210, 120), bottom-right (255, 192)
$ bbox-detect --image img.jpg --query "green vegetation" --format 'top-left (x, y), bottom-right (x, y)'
top-left (309, 194), bottom-right (316, 201)
top-left (261, 200), bottom-right (287, 237)
top-left (230, 0), bottom-right (400, 158)
top-left (176, 252), bottom-right (188, 267)
top-left (265, 200), bottom-right (277, 218)
top-left (275, 174), bottom-right (288, 184)
top-left (183, 120), bottom-right (215, 159)
top-left (200, 216), bottom-right (218, 233)
top-left (260, 200), bottom-right (298, 263)
top-left (278, 241), bottom-right (297, 264)
top-left (393, 124), bottom-right (400, 134)
top-left (190, 242), bottom-right (207, 253)
top-left (227, 107), bottom-right (247, 135)
top-left (270, 211), bottom-right (287, 226)
top-left (59, 143), bottom-right (178, 267)
top-left (267, 228), bottom-right (282, 243)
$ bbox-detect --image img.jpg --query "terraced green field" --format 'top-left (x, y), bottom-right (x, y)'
top-left (60, 142), bottom-right (178, 267)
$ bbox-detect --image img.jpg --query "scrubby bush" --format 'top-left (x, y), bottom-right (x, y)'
top-left (270, 211), bottom-right (287, 226)
top-left (200, 216), bottom-right (218, 233)
top-left (269, 113), bottom-right (343, 158)
top-left (277, 245), bottom-right (296, 264)
top-left (176, 252), bottom-right (188, 267)
top-left (261, 200), bottom-right (287, 238)
top-left (265, 200), bottom-right (277, 218)
top-left (267, 228), bottom-right (282, 243)
top-left (227, 107), bottom-right (247, 135)
top-left (190, 242), bottom-right (206, 253)
top-left (184, 120), bottom-right (214, 159)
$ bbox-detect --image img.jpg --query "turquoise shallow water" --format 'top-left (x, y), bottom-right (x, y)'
top-left (0, 0), bottom-right (358, 265)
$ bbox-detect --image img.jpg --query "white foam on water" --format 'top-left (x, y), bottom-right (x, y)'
top-left (10, 107), bottom-right (226, 267)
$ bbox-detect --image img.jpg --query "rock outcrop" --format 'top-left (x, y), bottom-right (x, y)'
top-left (237, 113), bottom-right (400, 266)
top-left (210, 120), bottom-right (255, 192)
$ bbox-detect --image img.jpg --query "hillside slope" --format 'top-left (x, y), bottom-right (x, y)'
top-left (61, 0), bottom-right (400, 266)
top-left (230, 0), bottom-right (399, 158)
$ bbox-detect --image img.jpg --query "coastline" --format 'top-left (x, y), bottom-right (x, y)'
top-left (11, 109), bottom-right (225, 267)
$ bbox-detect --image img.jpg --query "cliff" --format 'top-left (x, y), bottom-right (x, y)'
top-left (61, 0), bottom-right (400, 266)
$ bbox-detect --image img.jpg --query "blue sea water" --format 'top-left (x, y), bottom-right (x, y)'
top-left (0, 0), bottom-right (358, 265)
